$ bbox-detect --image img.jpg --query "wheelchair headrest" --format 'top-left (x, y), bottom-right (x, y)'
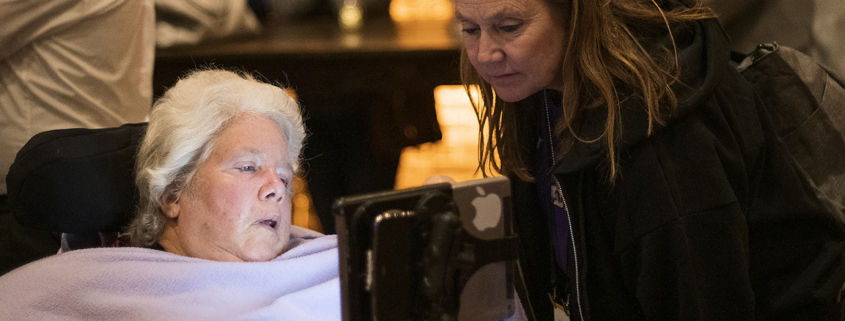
top-left (6, 123), bottom-right (147, 233)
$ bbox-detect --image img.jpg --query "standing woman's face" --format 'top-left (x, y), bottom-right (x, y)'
top-left (457, 0), bottom-right (566, 102)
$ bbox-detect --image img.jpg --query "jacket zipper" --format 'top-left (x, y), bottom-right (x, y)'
top-left (544, 89), bottom-right (583, 319)
top-left (555, 177), bottom-right (583, 320)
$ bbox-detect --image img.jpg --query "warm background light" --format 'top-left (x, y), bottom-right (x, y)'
top-left (338, 2), bottom-right (364, 31)
top-left (290, 85), bottom-right (486, 232)
top-left (291, 1), bottom-right (482, 233)
top-left (389, 0), bottom-right (454, 22)
top-left (388, 0), bottom-right (459, 49)
top-left (394, 85), bottom-right (488, 189)
top-left (291, 177), bottom-right (322, 231)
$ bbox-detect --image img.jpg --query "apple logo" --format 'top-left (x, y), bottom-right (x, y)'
top-left (471, 186), bottom-right (502, 231)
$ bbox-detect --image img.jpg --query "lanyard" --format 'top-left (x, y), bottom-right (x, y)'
top-left (536, 90), bottom-right (571, 273)
top-left (539, 89), bottom-right (583, 319)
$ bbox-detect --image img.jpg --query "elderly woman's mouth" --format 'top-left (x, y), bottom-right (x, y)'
top-left (259, 219), bottom-right (278, 229)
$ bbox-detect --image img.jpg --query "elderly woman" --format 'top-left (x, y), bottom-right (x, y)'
top-left (455, 0), bottom-right (845, 320)
top-left (0, 69), bottom-right (339, 320)
top-left (126, 68), bottom-right (305, 262)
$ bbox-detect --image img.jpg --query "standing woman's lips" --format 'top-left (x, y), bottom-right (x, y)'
top-left (490, 73), bottom-right (516, 79)
top-left (488, 73), bottom-right (519, 84)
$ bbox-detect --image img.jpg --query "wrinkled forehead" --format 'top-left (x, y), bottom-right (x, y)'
top-left (455, 0), bottom-right (547, 20)
top-left (204, 115), bottom-right (292, 164)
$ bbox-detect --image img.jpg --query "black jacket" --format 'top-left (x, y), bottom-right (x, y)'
top-left (512, 17), bottom-right (845, 321)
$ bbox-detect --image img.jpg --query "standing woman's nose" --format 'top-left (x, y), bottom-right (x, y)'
top-left (476, 30), bottom-right (505, 63)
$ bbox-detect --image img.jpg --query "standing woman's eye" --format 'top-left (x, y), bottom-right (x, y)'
top-left (460, 21), bottom-right (480, 35)
top-left (239, 165), bottom-right (256, 172)
top-left (500, 24), bottom-right (521, 33)
top-left (462, 27), bottom-right (480, 35)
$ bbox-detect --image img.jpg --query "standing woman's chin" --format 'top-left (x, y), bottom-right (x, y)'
top-left (492, 88), bottom-right (537, 103)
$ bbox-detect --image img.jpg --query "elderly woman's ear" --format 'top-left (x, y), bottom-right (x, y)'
top-left (161, 192), bottom-right (181, 219)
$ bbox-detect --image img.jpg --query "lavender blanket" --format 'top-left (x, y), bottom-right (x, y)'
top-left (0, 226), bottom-right (339, 320)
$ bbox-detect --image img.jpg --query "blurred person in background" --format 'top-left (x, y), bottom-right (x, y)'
top-left (705, 0), bottom-right (844, 76)
top-left (0, 0), bottom-right (155, 275)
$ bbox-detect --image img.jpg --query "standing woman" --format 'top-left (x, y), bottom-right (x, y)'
top-left (455, 0), bottom-right (845, 319)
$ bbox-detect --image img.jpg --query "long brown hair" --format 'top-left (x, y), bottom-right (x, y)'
top-left (461, 0), bottom-right (715, 182)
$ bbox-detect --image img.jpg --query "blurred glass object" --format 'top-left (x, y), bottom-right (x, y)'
top-left (335, 0), bottom-right (364, 31)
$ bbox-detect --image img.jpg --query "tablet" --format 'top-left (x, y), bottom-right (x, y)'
top-left (333, 176), bottom-right (517, 321)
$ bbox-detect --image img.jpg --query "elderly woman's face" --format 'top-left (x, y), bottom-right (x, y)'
top-left (160, 114), bottom-right (294, 262)
top-left (457, 0), bottom-right (565, 102)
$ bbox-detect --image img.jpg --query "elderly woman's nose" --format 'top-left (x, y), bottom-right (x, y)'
top-left (258, 168), bottom-right (286, 202)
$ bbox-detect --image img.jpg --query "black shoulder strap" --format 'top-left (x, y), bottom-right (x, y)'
top-left (735, 43), bottom-right (845, 208)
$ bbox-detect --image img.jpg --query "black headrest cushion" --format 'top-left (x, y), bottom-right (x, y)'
top-left (6, 123), bottom-right (147, 233)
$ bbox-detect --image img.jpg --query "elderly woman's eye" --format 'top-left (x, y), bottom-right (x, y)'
top-left (240, 165), bottom-right (256, 172)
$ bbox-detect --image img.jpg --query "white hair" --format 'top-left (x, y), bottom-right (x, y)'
top-left (127, 69), bottom-right (305, 247)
